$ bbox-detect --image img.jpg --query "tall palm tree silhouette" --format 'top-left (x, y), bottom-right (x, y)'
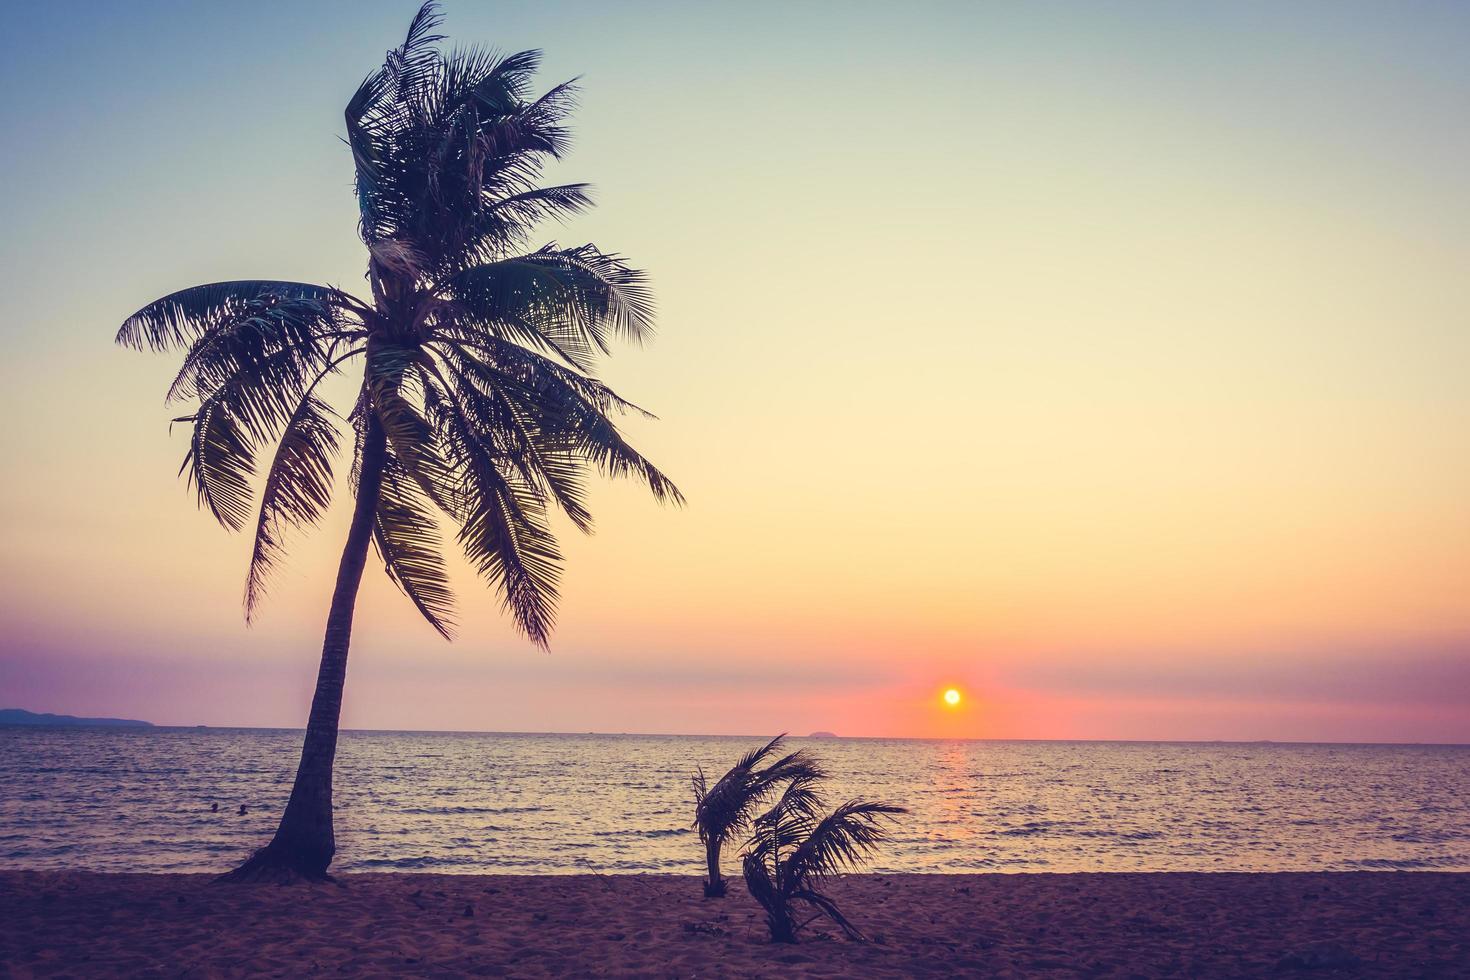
top-left (117, 2), bottom-right (681, 880)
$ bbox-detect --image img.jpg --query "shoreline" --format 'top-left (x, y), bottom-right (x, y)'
top-left (4, 871), bottom-right (1468, 977)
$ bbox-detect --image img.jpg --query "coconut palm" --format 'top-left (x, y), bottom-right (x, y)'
top-left (116, 2), bottom-right (681, 881)
top-left (691, 734), bottom-right (824, 897)
top-left (741, 774), bottom-right (906, 943)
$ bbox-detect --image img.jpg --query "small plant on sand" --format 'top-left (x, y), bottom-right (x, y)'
top-left (741, 773), bottom-right (905, 943)
top-left (692, 735), bottom-right (823, 897)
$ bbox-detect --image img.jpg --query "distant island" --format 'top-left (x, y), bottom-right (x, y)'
top-left (0, 708), bottom-right (153, 728)
top-left (807, 731), bottom-right (839, 738)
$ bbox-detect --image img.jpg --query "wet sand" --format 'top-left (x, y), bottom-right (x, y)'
top-left (2, 871), bottom-right (1467, 977)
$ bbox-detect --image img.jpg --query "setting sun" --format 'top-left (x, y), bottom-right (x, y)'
top-left (943, 689), bottom-right (962, 707)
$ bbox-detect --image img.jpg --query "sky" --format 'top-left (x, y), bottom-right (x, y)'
top-left (1, 1), bottom-right (1468, 741)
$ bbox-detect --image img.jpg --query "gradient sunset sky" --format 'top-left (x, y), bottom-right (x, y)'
top-left (1, 1), bottom-right (1467, 741)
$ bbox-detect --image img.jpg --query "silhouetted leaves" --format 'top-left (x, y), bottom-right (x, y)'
top-left (373, 454), bottom-right (456, 638)
top-left (120, 0), bottom-right (679, 644)
top-left (692, 736), bottom-right (826, 896)
top-left (179, 398), bottom-right (256, 532)
top-left (116, 281), bottom-right (345, 352)
top-left (739, 757), bottom-right (906, 942)
top-left (245, 395), bottom-right (341, 617)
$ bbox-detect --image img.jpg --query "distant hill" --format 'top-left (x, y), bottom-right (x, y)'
top-left (807, 731), bottom-right (839, 738)
top-left (0, 708), bottom-right (153, 728)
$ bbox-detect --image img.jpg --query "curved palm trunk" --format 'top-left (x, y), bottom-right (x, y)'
top-left (703, 840), bottom-right (727, 897)
top-left (766, 907), bottom-right (798, 944)
top-left (225, 415), bottom-right (387, 881)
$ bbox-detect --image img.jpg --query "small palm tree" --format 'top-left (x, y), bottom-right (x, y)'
top-left (692, 735), bottom-right (823, 897)
top-left (117, 3), bottom-right (680, 880)
top-left (741, 774), bottom-right (906, 943)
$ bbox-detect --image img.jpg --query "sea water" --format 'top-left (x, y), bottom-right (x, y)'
top-left (2, 727), bottom-right (1466, 873)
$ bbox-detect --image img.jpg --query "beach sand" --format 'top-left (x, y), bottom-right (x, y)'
top-left (2, 871), bottom-right (1467, 977)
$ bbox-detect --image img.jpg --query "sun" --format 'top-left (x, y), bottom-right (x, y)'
top-left (943, 688), bottom-right (961, 707)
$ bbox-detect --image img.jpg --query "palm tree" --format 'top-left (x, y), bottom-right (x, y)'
top-left (116, 2), bottom-right (681, 881)
top-left (691, 734), bottom-right (824, 897)
top-left (741, 774), bottom-right (905, 943)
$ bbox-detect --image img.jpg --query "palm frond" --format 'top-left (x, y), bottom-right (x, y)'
top-left (117, 281), bottom-right (343, 352)
top-left (436, 333), bottom-right (656, 418)
top-left (761, 751), bottom-right (827, 789)
top-left (691, 766), bottom-right (709, 804)
top-left (244, 394), bottom-right (340, 617)
top-left (741, 848), bottom-right (781, 909)
top-left (441, 244), bottom-right (655, 363)
top-left (392, 1), bottom-right (447, 89)
top-left (449, 48), bottom-right (544, 117)
top-left (188, 340), bottom-right (341, 450)
top-left (346, 3), bottom-right (448, 246)
top-left (732, 734), bottom-right (790, 779)
top-left (483, 183), bottom-right (593, 232)
top-left (166, 295), bottom-right (346, 405)
top-left (789, 888), bottom-right (867, 941)
top-left (373, 452), bottom-right (456, 638)
top-left (436, 337), bottom-right (682, 506)
top-left (428, 344), bottom-right (593, 531)
top-left (346, 383), bottom-right (373, 497)
top-left (740, 764), bottom-right (907, 944)
top-left (694, 735), bottom-right (806, 847)
top-left (366, 342), bottom-right (456, 513)
top-left (784, 799), bottom-right (907, 885)
top-left (538, 244), bottom-right (656, 344)
top-left (347, 16), bottom-right (583, 276)
top-left (177, 397), bottom-right (256, 531)
top-left (754, 763), bottom-right (827, 825)
top-left (454, 447), bottom-right (561, 647)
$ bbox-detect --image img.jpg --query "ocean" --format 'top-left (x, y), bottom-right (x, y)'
top-left (2, 727), bottom-right (1466, 874)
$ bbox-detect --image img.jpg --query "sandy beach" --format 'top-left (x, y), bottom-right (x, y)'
top-left (2, 871), bottom-right (1467, 978)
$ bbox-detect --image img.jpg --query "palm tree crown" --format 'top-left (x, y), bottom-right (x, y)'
top-left (118, 2), bottom-right (681, 647)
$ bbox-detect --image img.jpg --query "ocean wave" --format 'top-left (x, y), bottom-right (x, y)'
top-left (392, 805), bottom-right (549, 815)
top-left (995, 821), bottom-right (1067, 837)
top-left (1391, 829), bottom-right (1470, 844)
top-left (1347, 855), bottom-right (1469, 870)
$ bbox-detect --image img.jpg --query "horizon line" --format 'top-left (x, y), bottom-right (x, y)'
top-left (23, 722), bottom-right (1466, 748)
